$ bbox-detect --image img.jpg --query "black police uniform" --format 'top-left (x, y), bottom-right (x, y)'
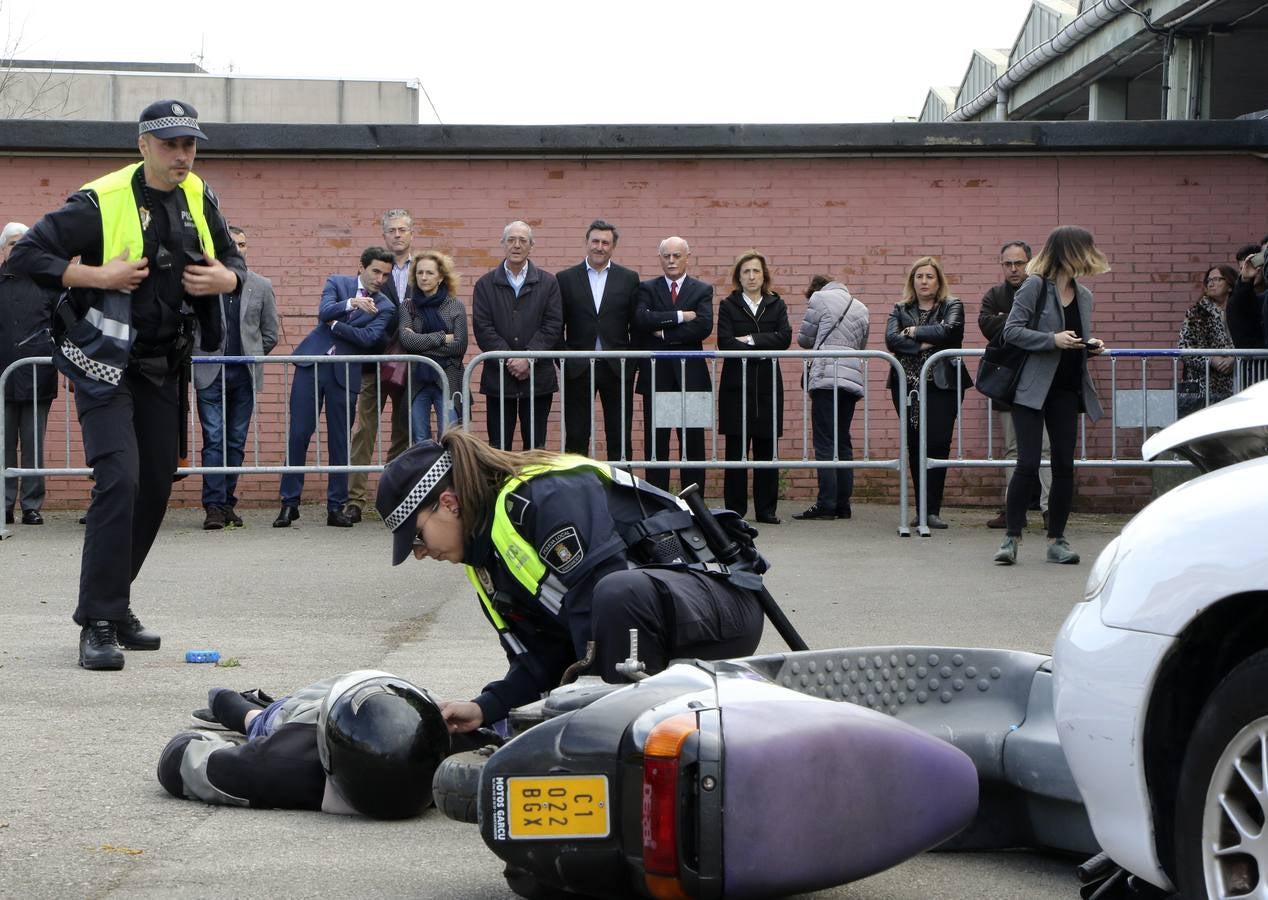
top-left (8, 168), bottom-right (245, 629)
top-left (467, 469), bottom-right (765, 726)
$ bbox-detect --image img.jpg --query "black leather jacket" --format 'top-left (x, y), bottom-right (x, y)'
top-left (885, 297), bottom-right (973, 392)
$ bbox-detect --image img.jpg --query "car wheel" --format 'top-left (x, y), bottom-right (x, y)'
top-left (1174, 649), bottom-right (1268, 899)
top-left (431, 745), bottom-right (497, 824)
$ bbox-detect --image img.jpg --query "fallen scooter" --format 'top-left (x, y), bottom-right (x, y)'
top-left (433, 486), bottom-right (1102, 898)
top-left (433, 634), bottom-right (1110, 899)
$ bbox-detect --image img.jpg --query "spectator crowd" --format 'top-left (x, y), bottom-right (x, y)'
top-left (4, 207), bottom-right (1268, 537)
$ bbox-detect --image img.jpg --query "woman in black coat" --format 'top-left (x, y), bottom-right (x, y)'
top-left (1, 223), bottom-right (59, 526)
top-left (885, 256), bottom-right (971, 530)
top-left (717, 250), bottom-right (792, 524)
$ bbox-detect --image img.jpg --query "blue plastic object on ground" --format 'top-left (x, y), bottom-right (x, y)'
top-left (185, 650), bottom-right (221, 664)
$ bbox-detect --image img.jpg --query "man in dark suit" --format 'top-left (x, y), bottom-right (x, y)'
top-left (556, 219), bottom-right (640, 460)
top-left (634, 236), bottom-right (713, 493)
top-left (274, 247), bottom-right (395, 528)
top-left (472, 220), bottom-right (563, 450)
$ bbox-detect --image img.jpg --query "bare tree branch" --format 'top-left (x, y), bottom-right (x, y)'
top-left (0, 2), bottom-right (77, 119)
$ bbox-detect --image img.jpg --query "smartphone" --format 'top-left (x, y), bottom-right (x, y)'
top-left (1084, 338), bottom-right (1103, 349)
top-left (1251, 250), bottom-right (1267, 268)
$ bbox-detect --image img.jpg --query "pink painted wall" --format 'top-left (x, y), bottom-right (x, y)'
top-left (3, 152), bottom-right (1264, 511)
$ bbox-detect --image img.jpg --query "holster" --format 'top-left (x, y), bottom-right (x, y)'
top-left (619, 505), bottom-right (768, 591)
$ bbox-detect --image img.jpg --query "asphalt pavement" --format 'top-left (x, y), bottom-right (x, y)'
top-left (0, 500), bottom-right (1125, 899)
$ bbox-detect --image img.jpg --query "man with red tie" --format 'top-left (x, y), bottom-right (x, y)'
top-left (634, 236), bottom-right (714, 493)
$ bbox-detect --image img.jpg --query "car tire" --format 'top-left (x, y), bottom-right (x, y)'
top-left (432, 745), bottom-right (497, 824)
top-left (1174, 649), bottom-right (1268, 899)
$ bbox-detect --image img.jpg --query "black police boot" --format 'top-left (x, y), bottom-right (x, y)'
top-left (79, 620), bottom-right (125, 671)
top-left (117, 609), bottom-right (161, 651)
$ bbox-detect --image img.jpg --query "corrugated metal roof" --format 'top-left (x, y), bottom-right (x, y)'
top-left (1009, 0), bottom-right (1078, 66)
top-left (919, 87), bottom-right (958, 123)
top-left (955, 49), bottom-right (1010, 110)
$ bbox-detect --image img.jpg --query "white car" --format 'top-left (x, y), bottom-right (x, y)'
top-left (1054, 380), bottom-right (1268, 898)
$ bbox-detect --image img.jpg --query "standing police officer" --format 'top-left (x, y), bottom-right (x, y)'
top-left (7, 100), bottom-right (246, 670)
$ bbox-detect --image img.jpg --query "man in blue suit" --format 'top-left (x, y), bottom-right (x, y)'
top-left (274, 247), bottom-right (395, 528)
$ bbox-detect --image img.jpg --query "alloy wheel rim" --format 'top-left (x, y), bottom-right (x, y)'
top-left (1203, 715), bottom-right (1268, 899)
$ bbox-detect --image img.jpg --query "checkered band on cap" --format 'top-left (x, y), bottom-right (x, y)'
top-left (384, 451), bottom-right (452, 531)
top-left (138, 115), bottom-right (200, 135)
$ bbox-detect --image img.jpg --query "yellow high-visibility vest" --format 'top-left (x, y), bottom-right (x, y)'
top-left (82, 161), bottom-right (215, 263)
top-left (464, 456), bottom-right (635, 649)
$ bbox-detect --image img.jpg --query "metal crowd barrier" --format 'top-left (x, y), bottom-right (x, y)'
top-left (462, 349), bottom-right (915, 535)
top-left (10, 345), bottom-right (1256, 541)
top-left (0, 354), bottom-right (446, 539)
top-left (912, 347), bottom-right (1268, 536)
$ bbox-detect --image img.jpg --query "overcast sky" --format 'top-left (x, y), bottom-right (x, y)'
top-left (4, 0), bottom-right (1034, 123)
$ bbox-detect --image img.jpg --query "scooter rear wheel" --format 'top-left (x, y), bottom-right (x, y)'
top-left (431, 745), bottom-right (496, 823)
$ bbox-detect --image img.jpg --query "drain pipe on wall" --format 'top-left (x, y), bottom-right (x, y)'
top-left (1159, 29), bottom-right (1174, 117)
top-left (995, 88), bottom-right (1010, 121)
top-left (946, 0), bottom-right (1133, 121)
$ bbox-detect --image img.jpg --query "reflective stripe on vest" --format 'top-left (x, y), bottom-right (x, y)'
top-left (463, 566), bottom-right (528, 656)
top-left (463, 456), bottom-right (638, 628)
top-left (82, 162), bottom-right (216, 263)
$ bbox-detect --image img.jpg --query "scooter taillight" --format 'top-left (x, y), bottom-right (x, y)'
top-left (642, 712), bottom-right (697, 900)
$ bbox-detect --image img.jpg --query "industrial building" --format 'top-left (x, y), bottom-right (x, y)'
top-left (920, 0), bottom-right (1268, 121)
top-left (0, 60), bottom-right (419, 123)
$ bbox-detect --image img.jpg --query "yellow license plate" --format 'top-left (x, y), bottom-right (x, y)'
top-left (506, 775), bottom-right (610, 840)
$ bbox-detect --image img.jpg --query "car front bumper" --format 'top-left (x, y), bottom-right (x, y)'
top-left (1053, 599), bottom-right (1177, 892)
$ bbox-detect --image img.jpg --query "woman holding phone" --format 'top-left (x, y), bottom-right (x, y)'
top-left (994, 226), bottom-right (1108, 566)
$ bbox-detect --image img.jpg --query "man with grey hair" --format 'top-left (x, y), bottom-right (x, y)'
top-left (634, 236), bottom-right (713, 493)
top-left (344, 209), bottom-right (413, 523)
top-left (471, 220), bottom-right (562, 449)
top-left (1, 222), bottom-right (59, 526)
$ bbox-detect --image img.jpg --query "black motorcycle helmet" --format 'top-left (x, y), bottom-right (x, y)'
top-left (317, 670), bottom-right (450, 819)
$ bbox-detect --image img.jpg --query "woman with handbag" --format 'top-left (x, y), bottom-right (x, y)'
top-left (994, 226), bottom-right (1108, 566)
top-left (1176, 264), bottom-right (1237, 417)
top-left (885, 256), bottom-right (971, 529)
top-left (398, 251), bottom-right (468, 444)
top-left (716, 250), bottom-right (792, 524)
top-left (793, 276), bottom-right (869, 520)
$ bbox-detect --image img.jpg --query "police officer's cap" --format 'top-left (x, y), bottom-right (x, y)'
top-left (138, 99), bottom-right (208, 141)
top-left (377, 440), bottom-right (452, 566)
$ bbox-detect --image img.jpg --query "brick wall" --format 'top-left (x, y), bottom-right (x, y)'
top-left (3, 151), bottom-right (1264, 512)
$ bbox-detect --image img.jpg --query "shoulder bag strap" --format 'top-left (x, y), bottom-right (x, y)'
top-left (1029, 281), bottom-right (1050, 330)
top-left (814, 298), bottom-right (854, 350)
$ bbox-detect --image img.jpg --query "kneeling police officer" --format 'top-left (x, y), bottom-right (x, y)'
top-left (375, 428), bottom-right (766, 734)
